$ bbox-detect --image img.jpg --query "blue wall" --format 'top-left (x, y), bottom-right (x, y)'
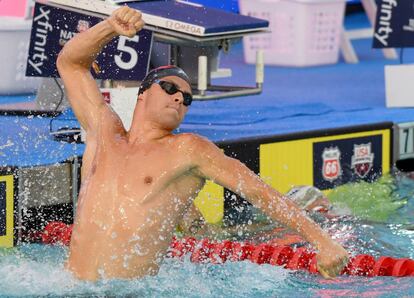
top-left (188, 0), bottom-right (239, 13)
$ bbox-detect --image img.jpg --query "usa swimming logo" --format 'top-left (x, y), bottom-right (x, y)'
top-left (322, 147), bottom-right (342, 182)
top-left (351, 143), bottom-right (374, 178)
top-left (77, 20), bottom-right (90, 33)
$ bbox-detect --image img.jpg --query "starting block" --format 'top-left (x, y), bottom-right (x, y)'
top-left (3, 0), bottom-right (269, 121)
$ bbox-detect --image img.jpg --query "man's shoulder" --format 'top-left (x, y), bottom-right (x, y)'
top-left (172, 133), bottom-right (219, 160)
top-left (173, 133), bottom-right (223, 169)
top-left (174, 133), bottom-right (212, 147)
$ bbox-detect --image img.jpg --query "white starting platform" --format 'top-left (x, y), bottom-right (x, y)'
top-left (0, 0), bottom-right (268, 117)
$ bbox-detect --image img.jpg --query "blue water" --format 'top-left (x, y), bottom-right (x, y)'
top-left (0, 177), bottom-right (414, 297)
top-left (0, 240), bottom-right (413, 297)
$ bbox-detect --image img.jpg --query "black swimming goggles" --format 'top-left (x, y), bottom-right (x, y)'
top-left (154, 79), bottom-right (193, 106)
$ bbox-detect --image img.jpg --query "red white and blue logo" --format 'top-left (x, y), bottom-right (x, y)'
top-left (76, 20), bottom-right (90, 33)
top-left (351, 143), bottom-right (374, 178)
top-left (322, 147), bottom-right (342, 182)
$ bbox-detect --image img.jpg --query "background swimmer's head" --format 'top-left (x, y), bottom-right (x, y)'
top-left (286, 186), bottom-right (331, 213)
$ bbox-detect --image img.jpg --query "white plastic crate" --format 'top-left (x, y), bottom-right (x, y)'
top-left (0, 17), bottom-right (40, 94)
top-left (239, 0), bottom-right (346, 67)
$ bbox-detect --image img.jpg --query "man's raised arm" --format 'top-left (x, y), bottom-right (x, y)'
top-left (56, 7), bottom-right (144, 132)
top-left (188, 135), bottom-right (349, 279)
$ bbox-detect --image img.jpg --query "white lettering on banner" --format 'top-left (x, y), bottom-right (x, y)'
top-left (28, 6), bottom-right (53, 75)
top-left (374, 0), bottom-right (398, 46)
top-left (403, 19), bottom-right (414, 32)
top-left (165, 20), bottom-right (202, 35)
top-left (59, 30), bottom-right (77, 46)
top-left (403, 3), bottom-right (414, 34)
top-left (115, 35), bottom-right (140, 70)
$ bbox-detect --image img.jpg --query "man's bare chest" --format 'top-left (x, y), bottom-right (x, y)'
top-left (93, 143), bottom-right (190, 199)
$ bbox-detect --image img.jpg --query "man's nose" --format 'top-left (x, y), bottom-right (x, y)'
top-left (173, 92), bottom-right (184, 104)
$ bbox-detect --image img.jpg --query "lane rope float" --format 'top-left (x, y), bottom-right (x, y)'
top-left (42, 221), bottom-right (414, 277)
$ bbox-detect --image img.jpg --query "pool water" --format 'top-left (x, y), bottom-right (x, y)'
top-left (0, 242), bottom-right (413, 297)
top-left (0, 176), bottom-right (414, 297)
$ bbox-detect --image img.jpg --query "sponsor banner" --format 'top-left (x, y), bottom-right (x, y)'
top-left (0, 174), bottom-right (14, 248)
top-left (260, 128), bottom-right (391, 194)
top-left (313, 135), bottom-right (383, 190)
top-left (26, 3), bottom-right (152, 80)
top-left (0, 181), bottom-right (6, 236)
top-left (373, 0), bottom-right (414, 48)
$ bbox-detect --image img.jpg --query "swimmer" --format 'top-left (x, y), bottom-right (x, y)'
top-left (269, 186), bottom-right (353, 246)
top-left (56, 6), bottom-right (348, 280)
top-left (180, 186), bottom-right (350, 243)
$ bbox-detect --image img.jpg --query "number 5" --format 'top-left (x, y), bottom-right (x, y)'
top-left (115, 35), bottom-right (139, 70)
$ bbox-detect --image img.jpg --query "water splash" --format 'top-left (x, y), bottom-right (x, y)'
top-left (0, 240), bottom-right (413, 297)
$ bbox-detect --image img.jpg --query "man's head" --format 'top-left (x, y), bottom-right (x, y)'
top-left (286, 186), bottom-right (331, 213)
top-left (137, 66), bottom-right (193, 130)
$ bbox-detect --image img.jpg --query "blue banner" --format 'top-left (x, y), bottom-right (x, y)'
top-left (186, 0), bottom-right (239, 13)
top-left (373, 0), bottom-right (414, 48)
top-left (26, 3), bottom-right (152, 80)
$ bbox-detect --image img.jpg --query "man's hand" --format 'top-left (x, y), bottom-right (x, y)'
top-left (316, 241), bottom-right (349, 279)
top-left (107, 6), bottom-right (144, 38)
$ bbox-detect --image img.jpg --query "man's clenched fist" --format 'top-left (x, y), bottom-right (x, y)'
top-left (107, 6), bottom-right (144, 38)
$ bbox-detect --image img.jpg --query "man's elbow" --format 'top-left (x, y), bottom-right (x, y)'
top-left (56, 50), bottom-right (70, 74)
top-left (56, 49), bottom-right (85, 76)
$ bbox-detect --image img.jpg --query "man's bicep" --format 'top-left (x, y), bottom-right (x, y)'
top-left (198, 153), bottom-right (285, 219)
top-left (194, 140), bottom-right (264, 201)
top-left (58, 61), bottom-right (106, 131)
